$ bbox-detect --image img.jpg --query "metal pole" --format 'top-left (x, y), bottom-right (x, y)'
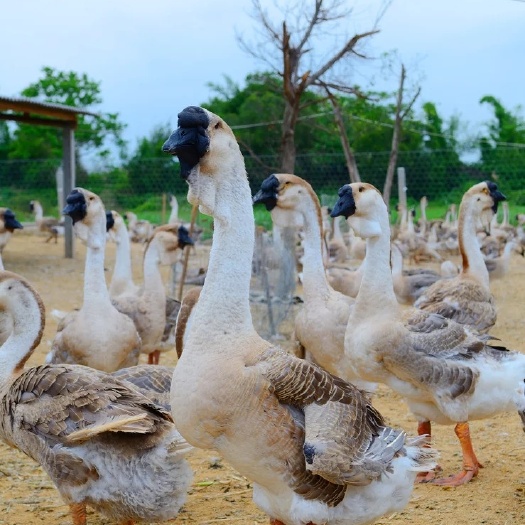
top-left (62, 127), bottom-right (76, 258)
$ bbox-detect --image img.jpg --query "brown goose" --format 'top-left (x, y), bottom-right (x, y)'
top-left (162, 106), bottom-right (435, 525)
top-left (331, 181), bottom-right (525, 487)
top-left (0, 270), bottom-right (192, 525)
top-left (253, 173), bottom-right (375, 391)
top-left (414, 182), bottom-right (506, 333)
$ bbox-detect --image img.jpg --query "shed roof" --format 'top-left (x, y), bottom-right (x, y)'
top-left (0, 95), bottom-right (99, 128)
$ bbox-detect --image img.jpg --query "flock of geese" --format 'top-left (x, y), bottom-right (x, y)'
top-left (0, 105), bottom-right (523, 525)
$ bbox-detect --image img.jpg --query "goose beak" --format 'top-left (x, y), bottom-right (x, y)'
top-left (105, 211), bottom-right (115, 232)
top-left (162, 106), bottom-right (210, 180)
top-left (486, 181), bottom-right (506, 214)
top-left (63, 189), bottom-right (87, 225)
top-left (330, 185), bottom-right (356, 219)
top-left (177, 225), bottom-right (194, 248)
top-left (3, 210), bottom-right (23, 231)
top-left (252, 174), bottom-right (279, 210)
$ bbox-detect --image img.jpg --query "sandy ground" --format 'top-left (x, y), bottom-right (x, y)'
top-left (0, 229), bottom-right (524, 525)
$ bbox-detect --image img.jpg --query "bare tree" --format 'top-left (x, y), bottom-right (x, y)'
top-left (238, 0), bottom-right (383, 173)
top-left (382, 63), bottom-right (421, 205)
top-left (322, 84), bottom-right (361, 182)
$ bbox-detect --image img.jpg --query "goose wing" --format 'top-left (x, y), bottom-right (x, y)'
top-left (414, 278), bottom-right (496, 332)
top-left (254, 346), bottom-right (407, 487)
top-left (381, 311), bottom-right (487, 400)
top-left (112, 365), bottom-right (174, 410)
top-left (7, 364), bottom-right (173, 447)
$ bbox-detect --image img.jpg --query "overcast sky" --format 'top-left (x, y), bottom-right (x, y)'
top-left (1, 0), bottom-right (524, 157)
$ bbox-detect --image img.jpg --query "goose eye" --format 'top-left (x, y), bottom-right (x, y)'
top-left (214, 122), bottom-right (221, 130)
top-left (359, 186), bottom-right (365, 193)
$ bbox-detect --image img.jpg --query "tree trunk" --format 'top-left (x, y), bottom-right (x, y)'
top-left (383, 65), bottom-right (406, 206)
top-left (280, 99), bottom-right (298, 173)
top-left (327, 92), bottom-right (361, 183)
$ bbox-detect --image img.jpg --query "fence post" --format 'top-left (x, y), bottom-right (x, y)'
top-left (397, 167), bottom-right (407, 210)
top-left (62, 127), bottom-right (76, 258)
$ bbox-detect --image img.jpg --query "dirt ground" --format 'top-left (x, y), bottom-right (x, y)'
top-left (0, 228), bottom-right (524, 525)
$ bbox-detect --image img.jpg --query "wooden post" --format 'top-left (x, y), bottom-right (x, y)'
top-left (62, 127), bottom-right (76, 258)
top-left (397, 167), bottom-right (407, 211)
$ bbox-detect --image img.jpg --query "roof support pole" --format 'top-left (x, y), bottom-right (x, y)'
top-left (62, 126), bottom-right (76, 258)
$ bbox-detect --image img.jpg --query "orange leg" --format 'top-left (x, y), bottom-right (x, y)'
top-left (148, 350), bottom-right (161, 365)
top-left (433, 421), bottom-right (483, 487)
top-left (415, 420), bottom-right (442, 483)
top-left (69, 503), bottom-right (86, 525)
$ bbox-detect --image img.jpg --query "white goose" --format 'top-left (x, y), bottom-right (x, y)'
top-left (0, 270), bottom-right (192, 525)
top-left (331, 181), bottom-right (525, 486)
top-left (48, 188), bottom-right (141, 372)
top-left (414, 181), bottom-right (506, 333)
top-left (106, 210), bottom-right (141, 298)
top-left (111, 224), bottom-right (193, 364)
top-left (162, 106), bottom-right (435, 525)
top-left (253, 173), bottom-right (374, 390)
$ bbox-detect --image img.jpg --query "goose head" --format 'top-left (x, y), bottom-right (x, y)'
top-left (462, 181), bottom-right (506, 231)
top-left (146, 224), bottom-right (194, 265)
top-left (63, 188), bottom-right (106, 245)
top-left (106, 210), bottom-right (128, 243)
top-left (331, 183), bottom-right (385, 239)
top-left (162, 106), bottom-right (241, 220)
top-left (252, 173), bottom-right (305, 228)
top-left (0, 209), bottom-right (23, 232)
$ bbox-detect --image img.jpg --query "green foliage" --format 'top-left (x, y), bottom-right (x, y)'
top-left (477, 96), bottom-right (525, 190)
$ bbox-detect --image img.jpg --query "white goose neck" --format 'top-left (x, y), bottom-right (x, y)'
top-left (111, 223), bottom-right (134, 291)
top-left (192, 176), bottom-right (254, 334)
top-left (353, 211), bottom-right (398, 318)
top-left (0, 288), bottom-right (42, 386)
top-left (83, 218), bottom-right (112, 308)
top-left (142, 238), bottom-right (165, 294)
top-left (458, 200), bottom-right (490, 289)
top-left (299, 199), bottom-right (331, 300)
top-left (34, 203), bottom-right (43, 222)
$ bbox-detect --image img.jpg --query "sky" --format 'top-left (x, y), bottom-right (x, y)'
top-left (1, 0), bottom-right (524, 159)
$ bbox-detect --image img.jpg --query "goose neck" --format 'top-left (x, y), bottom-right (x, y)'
top-left (299, 201), bottom-right (331, 299)
top-left (142, 239), bottom-right (164, 293)
top-left (83, 225), bottom-right (112, 307)
top-left (0, 290), bottom-right (42, 386)
top-left (112, 225), bottom-right (134, 287)
top-left (354, 216), bottom-right (398, 317)
top-left (458, 201), bottom-right (490, 289)
top-left (192, 177), bottom-right (254, 332)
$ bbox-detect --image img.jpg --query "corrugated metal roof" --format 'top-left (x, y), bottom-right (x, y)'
top-left (0, 95), bottom-right (99, 119)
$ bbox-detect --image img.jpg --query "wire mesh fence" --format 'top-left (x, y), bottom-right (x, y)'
top-left (1, 148), bottom-right (523, 342)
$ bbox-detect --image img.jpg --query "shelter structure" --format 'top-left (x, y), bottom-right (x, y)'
top-left (0, 95), bottom-right (99, 257)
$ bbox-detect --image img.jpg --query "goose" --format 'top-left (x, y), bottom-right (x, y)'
top-left (112, 224), bottom-right (193, 365)
top-left (174, 286), bottom-right (201, 359)
top-left (484, 240), bottom-right (519, 280)
top-left (124, 211), bottom-right (153, 244)
top-left (48, 188), bottom-right (141, 372)
top-left (0, 207), bottom-right (23, 253)
top-left (325, 260), bottom-right (364, 299)
top-left (253, 173), bottom-right (374, 391)
top-left (331, 181), bottom-right (525, 486)
top-left (0, 270), bottom-right (193, 525)
top-left (106, 210), bottom-right (141, 297)
top-left (414, 182), bottom-right (506, 334)
top-left (168, 193), bottom-right (179, 225)
top-left (29, 199), bottom-right (64, 243)
top-left (390, 243), bottom-right (441, 305)
top-left (162, 106), bottom-right (436, 525)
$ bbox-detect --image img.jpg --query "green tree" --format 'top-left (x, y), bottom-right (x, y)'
top-left (9, 66), bottom-right (126, 161)
top-left (125, 123), bottom-right (181, 196)
top-left (478, 96), bottom-right (525, 190)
